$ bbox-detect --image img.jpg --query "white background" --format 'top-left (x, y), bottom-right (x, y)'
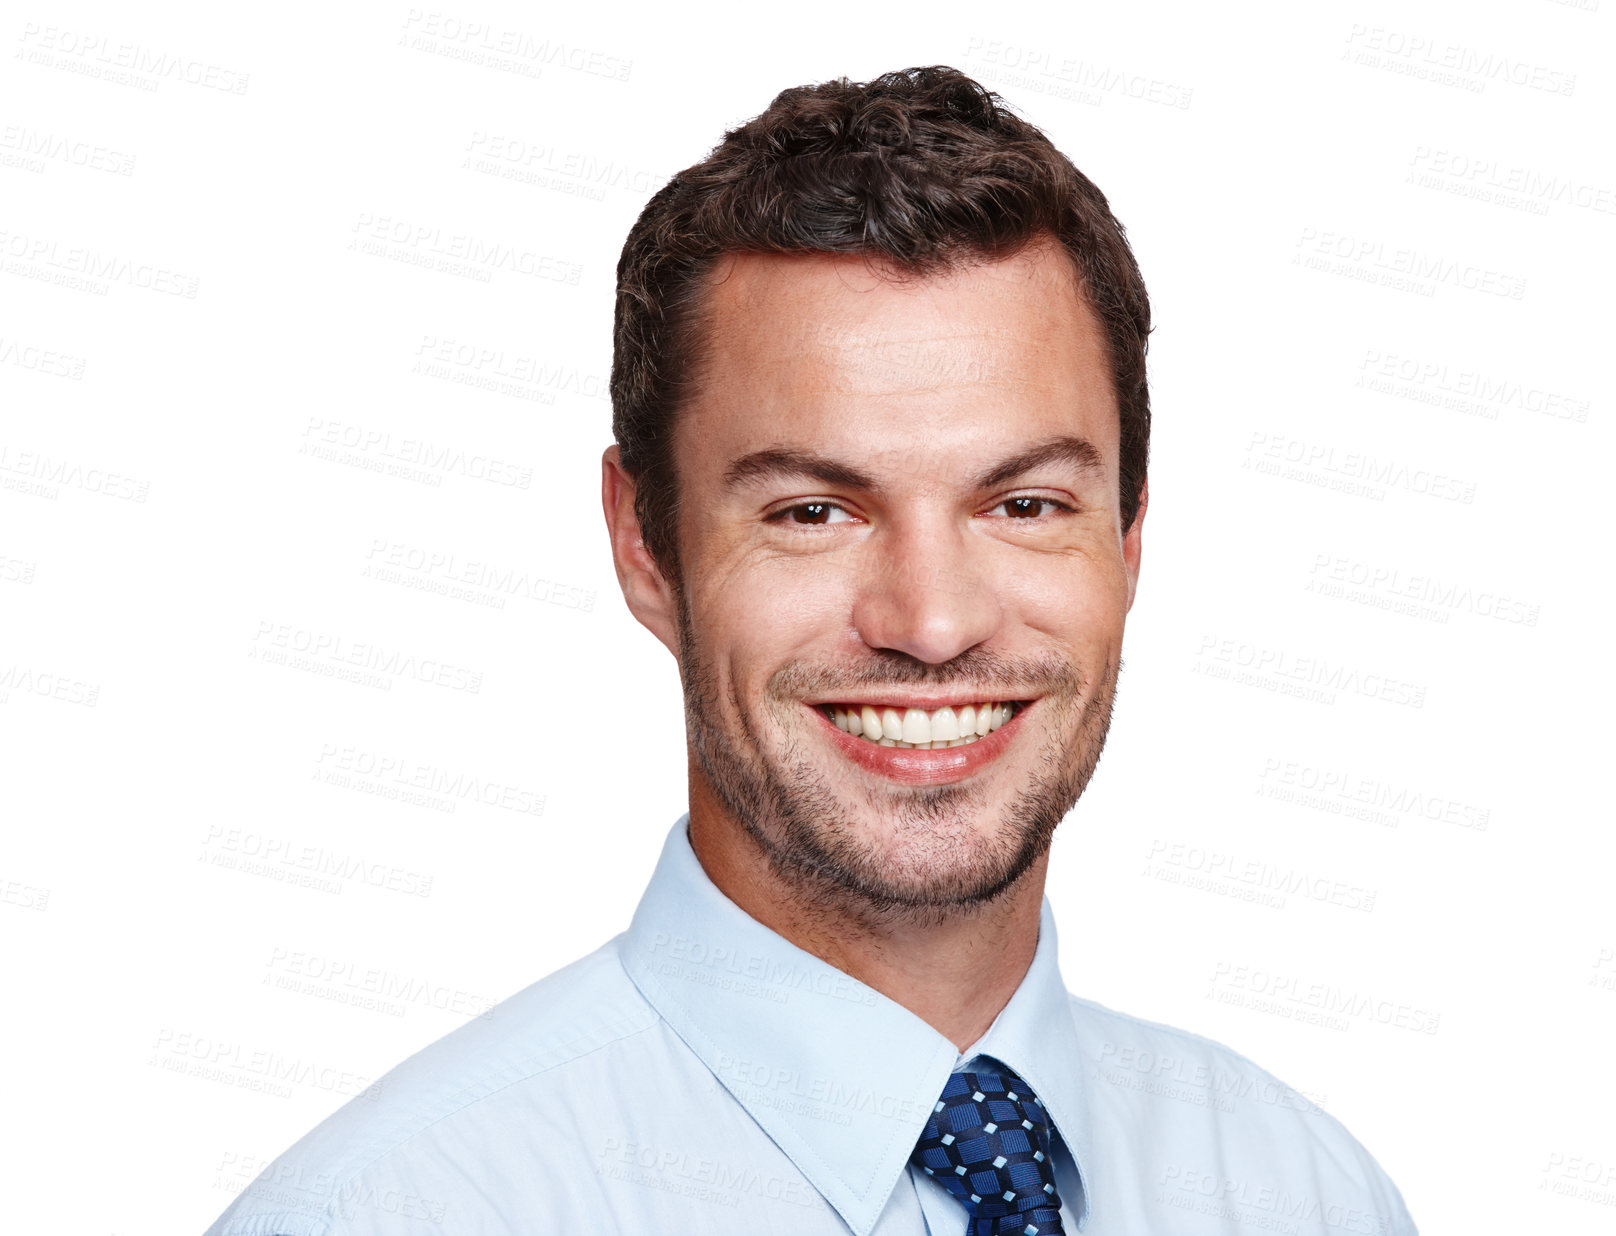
top-left (3, 1), bottom-right (1613, 1233)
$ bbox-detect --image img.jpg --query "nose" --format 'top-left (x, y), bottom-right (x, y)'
top-left (850, 516), bottom-right (1003, 664)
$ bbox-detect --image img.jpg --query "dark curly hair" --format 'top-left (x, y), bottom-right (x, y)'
top-left (611, 65), bottom-right (1151, 580)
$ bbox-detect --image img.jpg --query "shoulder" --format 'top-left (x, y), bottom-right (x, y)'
top-left (202, 937), bottom-right (662, 1236)
top-left (1065, 993), bottom-right (1418, 1234)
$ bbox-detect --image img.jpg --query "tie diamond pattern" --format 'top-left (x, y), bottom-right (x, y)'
top-left (911, 1067), bottom-right (1065, 1235)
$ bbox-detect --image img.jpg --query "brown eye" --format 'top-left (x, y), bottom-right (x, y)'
top-left (774, 502), bottom-right (852, 526)
top-left (985, 496), bottom-right (1075, 520)
top-left (793, 502), bottom-right (833, 524)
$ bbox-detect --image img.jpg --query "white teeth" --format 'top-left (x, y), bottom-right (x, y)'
top-left (901, 708), bottom-right (929, 744)
top-left (881, 708), bottom-right (903, 743)
top-left (824, 701), bottom-right (1019, 748)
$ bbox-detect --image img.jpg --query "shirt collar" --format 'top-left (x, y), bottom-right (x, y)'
top-left (620, 815), bottom-right (1091, 1235)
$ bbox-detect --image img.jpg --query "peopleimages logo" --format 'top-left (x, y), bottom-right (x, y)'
top-left (1208, 962), bottom-right (1441, 1035)
top-left (265, 946), bottom-right (498, 1019)
top-left (199, 824), bottom-right (435, 899)
top-left (0, 336), bottom-right (88, 378)
top-left (964, 36), bottom-right (1194, 109)
top-left (1342, 24), bottom-right (1575, 97)
top-left (314, 742), bottom-right (547, 817)
top-left (350, 213), bottom-right (583, 284)
top-left (1306, 554), bottom-right (1541, 627)
top-left (1146, 840), bottom-right (1377, 912)
top-left (149, 1027), bottom-right (383, 1100)
top-left (362, 538), bottom-right (596, 613)
top-left (1294, 228), bottom-right (1526, 300)
top-left (1357, 348), bottom-right (1592, 423)
top-left (1257, 758), bottom-right (1490, 832)
top-left (595, 1138), bottom-right (830, 1212)
top-left (1407, 147), bottom-right (1615, 216)
top-left (463, 133), bottom-right (662, 195)
top-left (16, 23), bottom-right (251, 94)
top-left (298, 417), bottom-right (533, 490)
top-left (1096, 1042), bottom-right (1326, 1116)
top-left (649, 931), bottom-right (877, 1006)
top-left (1157, 1163), bottom-right (1400, 1235)
top-left (0, 124), bottom-right (137, 175)
top-left (713, 1053), bottom-right (932, 1125)
top-left (399, 10), bottom-right (632, 81)
top-left (249, 620), bottom-right (484, 694)
top-left (0, 229), bottom-right (199, 297)
top-left (1195, 635), bottom-right (1428, 710)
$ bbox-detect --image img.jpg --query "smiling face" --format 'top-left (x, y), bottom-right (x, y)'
top-left (611, 237), bottom-right (1144, 918)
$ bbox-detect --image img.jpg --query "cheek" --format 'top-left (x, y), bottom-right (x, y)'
top-left (689, 554), bottom-right (854, 678)
top-left (1000, 551), bottom-right (1130, 645)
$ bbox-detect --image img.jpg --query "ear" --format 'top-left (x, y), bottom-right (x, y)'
top-left (601, 446), bottom-right (681, 657)
top-left (1122, 477), bottom-right (1146, 613)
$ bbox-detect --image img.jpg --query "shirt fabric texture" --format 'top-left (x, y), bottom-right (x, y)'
top-left (203, 815), bottom-right (1418, 1236)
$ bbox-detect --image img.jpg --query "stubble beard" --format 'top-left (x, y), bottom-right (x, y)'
top-left (676, 592), bottom-right (1120, 928)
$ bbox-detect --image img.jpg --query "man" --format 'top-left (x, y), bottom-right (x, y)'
top-left (205, 66), bottom-right (1417, 1235)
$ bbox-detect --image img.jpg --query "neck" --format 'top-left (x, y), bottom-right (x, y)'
top-left (686, 784), bottom-right (1047, 1053)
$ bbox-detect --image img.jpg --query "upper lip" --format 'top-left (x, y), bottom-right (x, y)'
top-left (805, 693), bottom-right (1033, 710)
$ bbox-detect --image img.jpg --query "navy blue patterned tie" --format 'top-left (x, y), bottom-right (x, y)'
top-left (911, 1066), bottom-right (1066, 1235)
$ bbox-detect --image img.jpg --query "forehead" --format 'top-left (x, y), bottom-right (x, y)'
top-left (678, 241), bottom-right (1120, 489)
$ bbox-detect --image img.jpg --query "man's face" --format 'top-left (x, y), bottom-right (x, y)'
top-left (660, 240), bottom-right (1143, 916)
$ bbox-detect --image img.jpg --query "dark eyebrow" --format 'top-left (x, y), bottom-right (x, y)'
top-left (722, 448), bottom-right (878, 492)
top-left (971, 435), bottom-right (1106, 491)
top-left (720, 434), bottom-right (1105, 495)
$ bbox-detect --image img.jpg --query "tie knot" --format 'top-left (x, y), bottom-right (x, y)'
top-left (911, 1066), bottom-right (1066, 1235)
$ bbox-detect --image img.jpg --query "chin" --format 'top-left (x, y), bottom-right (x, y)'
top-left (767, 798), bottom-right (1052, 914)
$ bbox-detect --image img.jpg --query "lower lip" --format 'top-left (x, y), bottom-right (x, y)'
top-left (810, 703), bottom-right (1031, 786)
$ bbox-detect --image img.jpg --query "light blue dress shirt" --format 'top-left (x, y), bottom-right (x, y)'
top-left (203, 816), bottom-right (1417, 1235)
